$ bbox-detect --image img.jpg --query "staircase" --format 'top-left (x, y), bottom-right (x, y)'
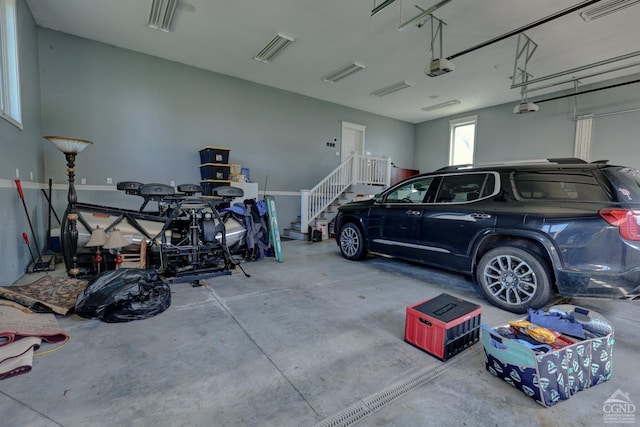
top-left (283, 154), bottom-right (391, 240)
top-left (284, 189), bottom-right (354, 240)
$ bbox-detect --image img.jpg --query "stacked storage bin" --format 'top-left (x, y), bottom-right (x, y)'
top-left (199, 146), bottom-right (231, 196)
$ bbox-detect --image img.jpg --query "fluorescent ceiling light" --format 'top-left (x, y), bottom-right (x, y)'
top-left (370, 81), bottom-right (413, 97)
top-left (580, 0), bottom-right (640, 21)
top-left (322, 62), bottom-right (366, 83)
top-left (254, 33), bottom-right (295, 63)
top-left (371, 0), bottom-right (397, 16)
top-left (421, 99), bottom-right (461, 112)
top-left (148, 0), bottom-right (178, 32)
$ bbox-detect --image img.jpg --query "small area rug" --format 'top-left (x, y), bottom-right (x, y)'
top-left (0, 275), bottom-right (89, 315)
top-left (0, 305), bottom-right (69, 380)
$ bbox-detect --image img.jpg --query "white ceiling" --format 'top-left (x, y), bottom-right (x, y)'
top-left (25, 0), bottom-right (640, 123)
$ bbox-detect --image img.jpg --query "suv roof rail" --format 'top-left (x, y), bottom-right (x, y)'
top-left (547, 157), bottom-right (588, 164)
top-left (436, 157), bottom-right (591, 172)
top-left (435, 164), bottom-right (473, 171)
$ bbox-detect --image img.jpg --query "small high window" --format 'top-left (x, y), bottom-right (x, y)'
top-left (0, 0), bottom-right (21, 128)
top-left (449, 116), bottom-right (476, 166)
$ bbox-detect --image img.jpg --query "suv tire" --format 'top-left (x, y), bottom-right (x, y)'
top-left (338, 223), bottom-right (367, 261)
top-left (477, 246), bottom-right (552, 313)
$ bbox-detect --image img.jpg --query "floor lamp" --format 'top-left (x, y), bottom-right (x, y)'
top-left (45, 136), bottom-right (93, 278)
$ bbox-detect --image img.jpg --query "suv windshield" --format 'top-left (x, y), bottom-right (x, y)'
top-left (602, 166), bottom-right (640, 203)
top-left (513, 170), bottom-right (610, 201)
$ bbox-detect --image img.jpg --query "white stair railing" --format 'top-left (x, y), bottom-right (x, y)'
top-left (353, 154), bottom-right (391, 186)
top-left (301, 154), bottom-right (391, 231)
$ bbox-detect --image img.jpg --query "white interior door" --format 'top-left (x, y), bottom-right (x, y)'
top-left (341, 121), bottom-right (366, 162)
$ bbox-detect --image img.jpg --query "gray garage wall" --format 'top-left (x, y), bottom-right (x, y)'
top-left (578, 77), bottom-right (640, 166)
top-left (415, 76), bottom-right (640, 172)
top-left (0, 0), bottom-right (44, 284)
top-left (37, 28), bottom-right (415, 236)
top-left (591, 112), bottom-right (640, 165)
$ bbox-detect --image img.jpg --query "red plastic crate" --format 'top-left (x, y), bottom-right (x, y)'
top-left (405, 293), bottom-right (482, 361)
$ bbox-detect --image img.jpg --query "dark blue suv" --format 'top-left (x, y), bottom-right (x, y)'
top-left (334, 159), bottom-right (640, 313)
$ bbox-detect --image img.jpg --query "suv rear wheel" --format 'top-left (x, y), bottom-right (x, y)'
top-left (477, 246), bottom-right (552, 313)
top-left (338, 223), bottom-right (367, 260)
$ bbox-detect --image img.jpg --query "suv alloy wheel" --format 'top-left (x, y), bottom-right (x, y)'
top-left (339, 223), bottom-right (367, 260)
top-left (476, 246), bottom-right (553, 313)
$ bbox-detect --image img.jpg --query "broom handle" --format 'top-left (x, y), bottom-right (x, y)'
top-left (22, 232), bottom-right (37, 265)
top-left (15, 179), bottom-right (43, 262)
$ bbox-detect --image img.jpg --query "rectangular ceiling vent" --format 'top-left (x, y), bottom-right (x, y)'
top-left (254, 33), bottom-right (295, 63)
top-left (323, 62), bottom-right (366, 84)
top-left (580, 0), bottom-right (640, 21)
top-left (148, 0), bottom-right (178, 32)
top-left (371, 81), bottom-right (413, 97)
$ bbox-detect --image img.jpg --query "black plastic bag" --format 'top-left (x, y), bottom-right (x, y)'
top-left (75, 269), bottom-right (171, 323)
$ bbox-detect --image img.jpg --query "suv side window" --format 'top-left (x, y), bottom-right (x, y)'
top-left (435, 173), bottom-right (496, 203)
top-left (603, 167), bottom-right (640, 202)
top-left (514, 171), bottom-right (609, 201)
top-left (384, 177), bottom-right (434, 203)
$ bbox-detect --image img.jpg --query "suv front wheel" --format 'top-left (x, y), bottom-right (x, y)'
top-left (338, 223), bottom-right (367, 261)
top-left (476, 246), bottom-right (552, 313)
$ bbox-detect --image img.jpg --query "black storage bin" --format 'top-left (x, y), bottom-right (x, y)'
top-left (199, 146), bottom-right (230, 164)
top-left (200, 163), bottom-right (231, 180)
top-left (200, 180), bottom-right (231, 196)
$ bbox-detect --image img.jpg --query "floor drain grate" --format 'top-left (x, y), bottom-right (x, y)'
top-left (314, 402), bottom-right (370, 427)
top-left (313, 346), bottom-right (480, 427)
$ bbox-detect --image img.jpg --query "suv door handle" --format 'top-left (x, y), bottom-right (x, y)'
top-left (406, 210), bottom-right (421, 216)
top-left (471, 213), bottom-right (492, 219)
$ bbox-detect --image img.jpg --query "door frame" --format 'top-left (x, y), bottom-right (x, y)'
top-left (341, 121), bottom-right (366, 162)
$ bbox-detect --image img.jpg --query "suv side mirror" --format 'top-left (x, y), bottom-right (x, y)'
top-left (374, 194), bottom-right (383, 203)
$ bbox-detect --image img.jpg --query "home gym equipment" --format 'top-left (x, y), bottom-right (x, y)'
top-left (60, 181), bottom-right (266, 283)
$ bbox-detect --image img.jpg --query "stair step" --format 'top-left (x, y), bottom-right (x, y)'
top-left (283, 228), bottom-right (307, 241)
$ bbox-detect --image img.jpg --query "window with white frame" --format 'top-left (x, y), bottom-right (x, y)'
top-left (0, 0), bottom-right (21, 128)
top-left (449, 115), bottom-right (477, 166)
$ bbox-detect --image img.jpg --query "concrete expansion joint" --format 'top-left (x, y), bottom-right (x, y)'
top-left (220, 286), bottom-right (292, 303)
top-left (171, 299), bottom-right (222, 312)
top-left (206, 285), bottom-right (322, 418)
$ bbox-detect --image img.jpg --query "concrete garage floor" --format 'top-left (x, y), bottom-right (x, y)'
top-left (1, 239), bottom-right (638, 427)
